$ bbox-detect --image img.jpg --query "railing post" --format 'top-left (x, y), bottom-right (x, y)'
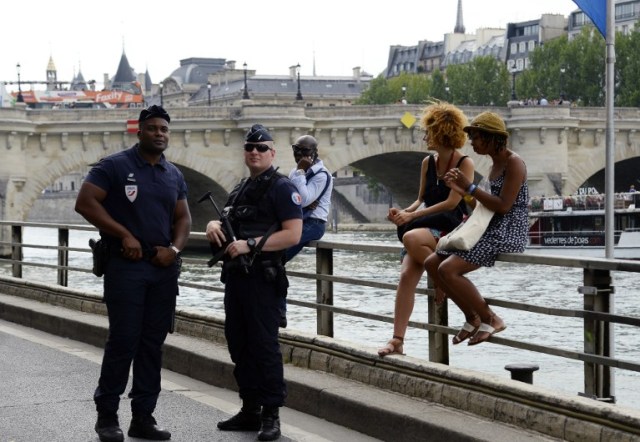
top-left (581, 268), bottom-right (615, 402)
top-left (11, 225), bottom-right (23, 278)
top-left (316, 246), bottom-right (334, 337)
top-left (428, 276), bottom-right (449, 364)
top-left (58, 228), bottom-right (69, 287)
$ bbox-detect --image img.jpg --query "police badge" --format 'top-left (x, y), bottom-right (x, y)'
top-left (125, 185), bottom-right (138, 202)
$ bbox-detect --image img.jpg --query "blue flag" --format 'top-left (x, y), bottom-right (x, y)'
top-left (573, 0), bottom-right (606, 37)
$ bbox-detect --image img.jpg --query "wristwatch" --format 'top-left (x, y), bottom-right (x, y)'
top-left (169, 244), bottom-right (181, 258)
top-left (247, 238), bottom-right (257, 252)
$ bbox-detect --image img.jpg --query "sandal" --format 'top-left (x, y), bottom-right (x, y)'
top-left (452, 321), bottom-right (479, 345)
top-left (468, 315), bottom-right (506, 346)
top-left (377, 335), bottom-right (405, 357)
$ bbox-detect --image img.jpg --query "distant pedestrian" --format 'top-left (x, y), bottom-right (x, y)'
top-left (75, 105), bottom-right (191, 442)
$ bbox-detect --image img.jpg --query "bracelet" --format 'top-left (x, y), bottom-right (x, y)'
top-left (463, 194), bottom-right (474, 203)
top-left (467, 184), bottom-right (477, 195)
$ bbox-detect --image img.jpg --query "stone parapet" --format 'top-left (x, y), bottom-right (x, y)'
top-left (0, 275), bottom-right (639, 441)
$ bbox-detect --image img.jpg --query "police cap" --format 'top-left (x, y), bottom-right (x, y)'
top-left (139, 105), bottom-right (171, 124)
top-left (245, 124), bottom-right (273, 142)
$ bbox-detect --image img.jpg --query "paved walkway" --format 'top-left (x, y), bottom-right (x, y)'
top-left (0, 319), bottom-right (378, 442)
top-left (0, 291), bottom-right (572, 442)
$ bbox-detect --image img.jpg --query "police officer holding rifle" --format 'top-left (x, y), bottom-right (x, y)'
top-left (205, 124), bottom-right (302, 441)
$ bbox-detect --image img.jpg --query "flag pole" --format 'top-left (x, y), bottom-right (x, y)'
top-left (604, 0), bottom-right (615, 259)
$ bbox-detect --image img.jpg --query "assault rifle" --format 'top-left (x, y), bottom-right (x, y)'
top-left (197, 191), bottom-right (249, 273)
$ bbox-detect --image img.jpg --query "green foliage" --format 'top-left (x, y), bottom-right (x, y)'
top-left (616, 23), bottom-right (640, 107)
top-left (356, 72), bottom-right (432, 105)
top-left (429, 69), bottom-right (447, 101)
top-left (355, 75), bottom-right (395, 105)
top-left (445, 57), bottom-right (509, 105)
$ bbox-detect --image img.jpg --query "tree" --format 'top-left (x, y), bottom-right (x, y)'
top-left (616, 23), bottom-right (640, 107)
top-left (429, 69), bottom-right (447, 101)
top-left (389, 72), bottom-right (432, 104)
top-left (469, 56), bottom-right (510, 106)
top-left (356, 75), bottom-right (395, 105)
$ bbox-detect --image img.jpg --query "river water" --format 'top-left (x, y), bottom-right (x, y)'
top-left (5, 227), bottom-right (640, 411)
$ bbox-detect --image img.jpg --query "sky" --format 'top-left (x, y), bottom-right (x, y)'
top-left (1, 0), bottom-right (579, 92)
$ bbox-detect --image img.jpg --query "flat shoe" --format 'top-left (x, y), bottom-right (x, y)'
top-left (452, 321), bottom-right (479, 345)
top-left (468, 322), bottom-right (506, 346)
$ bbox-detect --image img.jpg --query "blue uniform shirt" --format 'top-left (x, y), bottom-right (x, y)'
top-left (85, 145), bottom-right (187, 248)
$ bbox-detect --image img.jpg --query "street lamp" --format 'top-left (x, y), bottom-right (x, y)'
top-left (295, 63), bottom-right (303, 100)
top-left (16, 63), bottom-right (24, 103)
top-left (242, 62), bottom-right (250, 99)
top-left (401, 86), bottom-right (407, 104)
top-left (159, 82), bottom-right (163, 106)
top-left (510, 68), bottom-right (518, 101)
top-left (207, 81), bottom-right (211, 106)
top-left (445, 85), bottom-right (450, 102)
top-left (560, 67), bottom-right (566, 101)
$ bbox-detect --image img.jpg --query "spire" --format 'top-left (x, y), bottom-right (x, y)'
top-left (46, 55), bottom-right (57, 91)
top-left (454, 0), bottom-right (465, 34)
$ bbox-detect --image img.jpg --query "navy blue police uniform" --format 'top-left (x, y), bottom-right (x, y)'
top-left (222, 165), bottom-right (302, 409)
top-left (85, 146), bottom-right (187, 417)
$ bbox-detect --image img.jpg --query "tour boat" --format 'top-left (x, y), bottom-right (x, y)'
top-left (526, 192), bottom-right (640, 260)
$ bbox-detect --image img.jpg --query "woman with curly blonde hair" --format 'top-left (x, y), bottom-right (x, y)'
top-left (379, 102), bottom-right (474, 356)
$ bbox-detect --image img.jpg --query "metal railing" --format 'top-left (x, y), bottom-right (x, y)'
top-left (1, 221), bottom-right (640, 405)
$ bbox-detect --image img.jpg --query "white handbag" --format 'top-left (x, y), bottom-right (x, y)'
top-left (436, 201), bottom-right (495, 251)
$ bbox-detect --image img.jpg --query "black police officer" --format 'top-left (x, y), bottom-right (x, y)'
top-left (206, 124), bottom-right (302, 441)
top-left (75, 105), bottom-right (191, 442)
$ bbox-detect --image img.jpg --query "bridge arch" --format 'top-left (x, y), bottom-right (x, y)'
top-left (2, 104), bottom-right (640, 222)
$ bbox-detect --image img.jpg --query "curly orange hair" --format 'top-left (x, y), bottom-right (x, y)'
top-left (419, 102), bottom-right (468, 150)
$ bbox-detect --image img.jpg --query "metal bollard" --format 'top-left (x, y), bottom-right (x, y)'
top-left (505, 364), bottom-right (539, 384)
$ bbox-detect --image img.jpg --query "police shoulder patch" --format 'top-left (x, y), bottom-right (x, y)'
top-left (291, 192), bottom-right (302, 205)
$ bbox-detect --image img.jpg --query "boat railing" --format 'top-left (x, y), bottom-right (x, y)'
top-left (529, 191), bottom-right (640, 212)
top-left (1, 221), bottom-right (640, 405)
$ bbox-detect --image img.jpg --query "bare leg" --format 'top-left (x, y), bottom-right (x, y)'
top-left (436, 255), bottom-right (505, 345)
top-left (378, 229), bottom-right (435, 356)
top-left (424, 253), bottom-right (448, 304)
top-left (425, 253), bottom-right (479, 344)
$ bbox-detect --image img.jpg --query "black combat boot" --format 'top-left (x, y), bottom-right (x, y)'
top-left (217, 400), bottom-right (261, 431)
top-left (95, 413), bottom-right (124, 442)
top-left (258, 406), bottom-right (281, 441)
top-left (127, 414), bottom-right (171, 440)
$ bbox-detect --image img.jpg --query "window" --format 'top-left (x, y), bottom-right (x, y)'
top-left (616, 3), bottom-right (634, 19)
top-left (511, 42), bottom-right (517, 54)
top-left (572, 12), bottom-right (590, 27)
top-left (528, 40), bottom-right (535, 51)
top-left (518, 42), bottom-right (526, 53)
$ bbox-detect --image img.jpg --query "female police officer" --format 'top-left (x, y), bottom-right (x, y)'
top-left (206, 124), bottom-right (302, 441)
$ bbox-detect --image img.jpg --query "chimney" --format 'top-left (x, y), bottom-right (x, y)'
top-left (352, 66), bottom-right (361, 79)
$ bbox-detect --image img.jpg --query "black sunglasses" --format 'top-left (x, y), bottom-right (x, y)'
top-left (244, 143), bottom-right (271, 153)
top-left (292, 144), bottom-right (313, 154)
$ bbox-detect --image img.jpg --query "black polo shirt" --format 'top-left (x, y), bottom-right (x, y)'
top-left (85, 145), bottom-right (187, 248)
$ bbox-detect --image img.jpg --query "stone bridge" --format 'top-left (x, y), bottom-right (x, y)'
top-left (1, 104), bottom-right (640, 229)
